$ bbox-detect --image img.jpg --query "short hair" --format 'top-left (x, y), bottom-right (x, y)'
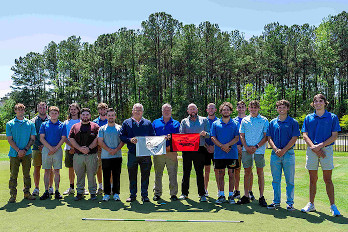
top-left (162, 103), bottom-right (172, 111)
top-left (107, 108), bottom-right (115, 113)
top-left (68, 103), bottom-right (81, 120)
top-left (187, 103), bottom-right (197, 110)
top-left (97, 103), bottom-right (108, 110)
top-left (236, 100), bottom-right (246, 107)
top-left (81, 108), bottom-right (91, 114)
top-left (49, 106), bottom-right (59, 113)
top-left (207, 103), bottom-right (216, 108)
top-left (310, 94), bottom-right (329, 107)
top-left (37, 102), bottom-right (47, 108)
top-left (276, 99), bottom-right (290, 109)
top-left (132, 103), bottom-right (144, 111)
top-left (249, 100), bottom-right (260, 108)
top-left (219, 102), bottom-right (233, 114)
top-left (14, 103), bottom-right (25, 110)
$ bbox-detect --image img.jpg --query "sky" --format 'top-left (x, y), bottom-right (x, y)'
top-left (0, 0), bottom-right (347, 98)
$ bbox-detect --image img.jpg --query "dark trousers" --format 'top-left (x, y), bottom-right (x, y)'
top-left (9, 154), bottom-right (32, 196)
top-left (181, 146), bottom-right (205, 196)
top-left (102, 158), bottom-right (122, 195)
top-left (127, 153), bottom-right (152, 198)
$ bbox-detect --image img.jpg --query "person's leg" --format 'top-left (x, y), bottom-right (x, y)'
top-left (86, 154), bottom-right (98, 195)
top-left (44, 169), bottom-right (51, 191)
top-left (139, 156), bottom-right (152, 198)
top-left (270, 152), bottom-right (282, 204)
top-left (112, 158), bottom-right (122, 195)
top-left (9, 157), bottom-right (20, 201)
top-left (308, 170), bottom-right (318, 203)
top-left (166, 152), bottom-right (178, 197)
top-left (102, 159), bottom-right (112, 195)
top-left (96, 148), bottom-right (103, 191)
top-left (192, 148), bottom-right (205, 196)
top-left (127, 153), bottom-right (138, 198)
top-left (204, 165), bottom-right (211, 192)
top-left (181, 151), bottom-right (193, 196)
top-left (153, 155), bottom-right (165, 197)
top-left (32, 150), bottom-right (42, 189)
top-left (73, 154), bottom-right (86, 195)
top-left (323, 170), bottom-right (335, 205)
top-left (53, 169), bottom-right (60, 191)
top-left (283, 152), bottom-right (295, 205)
top-left (255, 154), bottom-right (265, 197)
top-left (21, 154), bottom-right (32, 195)
top-left (216, 169), bottom-right (225, 192)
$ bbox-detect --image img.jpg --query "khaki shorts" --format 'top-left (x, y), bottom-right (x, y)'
top-left (242, 151), bottom-right (265, 169)
top-left (42, 146), bottom-right (63, 169)
top-left (306, 146), bottom-right (334, 170)
top-left (32, 149), bottom-right (42, 167)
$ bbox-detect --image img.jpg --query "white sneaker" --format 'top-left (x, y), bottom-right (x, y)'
top-left (113, 193), bottom-right (120, 201)
top-left (63, 187), bottom-right (75, 195)
top-left (204, 190), bottom-right (209, 197)
top-left (330, 204), bottom-right (341, 217)
top-left (301, 202), bottom-right (316, 213)
top-left (48, 187), bottom-right (54, 195)
top-left (102, 194), bottom-right (110, 201)
top-left (32, 188), bottom-right (39, 196)
top-left (84, 188), bottom-right (89, 195)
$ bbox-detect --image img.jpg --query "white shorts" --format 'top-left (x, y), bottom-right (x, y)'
top-left (42, 146), bottom-right (63, 170)
top-left (306, 146), bottom-right (334, 170)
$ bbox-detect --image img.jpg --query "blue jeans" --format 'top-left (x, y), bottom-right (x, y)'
top-left (270, 149), bottom-right (295, 205)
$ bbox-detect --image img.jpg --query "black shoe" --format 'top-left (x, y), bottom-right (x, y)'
top-left (170, 195), bottom-right (178, 201)
top-left (74, 193), bottom-right (84, 201)
top-left (236, 195), bottom-right (250, 205)
top-left (153, 195), bottom-right (161, 201)
top-left (259, 196), bottom-right (267, 207)
top-left (126, 197), bottom-right (136, 202)
top-left (249, 191), bottom-right (255, 201)
top-left (232, 190), bottom-right (241, 199)
top-left (40, 191), bottom-right (50, 200)
top-left (142, 196), bottom-right (150, 202)
top-left (90, 194), bottom-right (97, 200)
top-left (55, 190), bottom-right (63, 200)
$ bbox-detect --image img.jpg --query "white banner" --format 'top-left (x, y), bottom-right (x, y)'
top-left (135, 136), bottom-right (167, 157)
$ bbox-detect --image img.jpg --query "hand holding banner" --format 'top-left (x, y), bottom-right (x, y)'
top-left (171, 133), bottom-right (200, 151)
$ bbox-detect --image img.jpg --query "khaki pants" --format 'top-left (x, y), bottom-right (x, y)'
top-left (9, 154), bottom-right (32, 197)
top-left (73, 153), bottom-right (98, 195)
top-left (153, 152), bottom-right (178, 196)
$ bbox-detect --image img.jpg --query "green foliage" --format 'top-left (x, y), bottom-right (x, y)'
top-left (0, 98), bottom-right (16, 132)
top-left (340, 115), bottom-right (348, 132)
top-left (260, 84), bottom-right (278, 119)
top-left (296, 114), bottom-right (307, 130)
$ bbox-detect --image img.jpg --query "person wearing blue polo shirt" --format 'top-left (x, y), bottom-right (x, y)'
top-left (301, 94), bottom-right (341, 217)
top-left (211, 102), bottom-right (240, 204)
top-left (237, 100), bottom-right (269, 207)
top-left (93, 102), bottom-right (109, 195)
top-left (267, 100), bottom-right (300, 211)
top-left (39, 106), bottom-right (67, 200)
top-left (6, 103), bottom-right (36, 203)
top-left (152, 103), bottom-right (180, 201)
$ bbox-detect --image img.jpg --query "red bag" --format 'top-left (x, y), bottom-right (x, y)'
top-left (171, 133), bottom-right (200, 151)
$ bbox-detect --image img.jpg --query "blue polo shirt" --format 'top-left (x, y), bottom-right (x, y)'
top-left (152, 117), bottom-right (180, 147)
top-left (93, 117), bottom-right (108, 127)
top-left (301, 110), bottom-right (341, 145)
top-left (39, 120), bottom-right (67, 147)
top-left (211, 118), bottom-right (239, 159)
top-left (205, 116), bottom-right (218, 146)
top-left (267, 116), bottom-right (300, 151)
top-left (6, 117), bottom-right (36, 157)
top-left (120, 117), bottom-right (155, 154)
top-left (233, 116), bottom-right (244, 146)
top-left (239, 114), bottom-right (269, 154)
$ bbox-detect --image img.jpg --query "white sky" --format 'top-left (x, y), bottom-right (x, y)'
top-left (0, 0), bottom-right (346, 98)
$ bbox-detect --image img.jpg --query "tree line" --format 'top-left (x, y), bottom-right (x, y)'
top-left (1, 11), bottom-right (347, 131)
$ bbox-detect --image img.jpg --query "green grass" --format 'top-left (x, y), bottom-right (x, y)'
top-left (0, 144), bottom-right (347, 231)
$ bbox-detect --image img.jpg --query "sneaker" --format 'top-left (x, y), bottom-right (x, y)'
top-left (330, 204), bottom-right (341, 217)
top-left (103, 194), bottom-right (110, 201)
top-left (236, 195), bottom-right (250, 205)
top-left (170, 195), bottom-right (178, 201)
top-left (54, 190), bottom-right (63, 200)
top-left (8, 195), bottom-right (16, 203)
top-left (301, 202), bottom-right (316, 213)
top-left (113, 194), bottom-right (120, 201)
top-left (249, 191), bottom-right (255, 201)
top-left (126, 196), bottom-right (136, 202)
top-left (63, 187), bottom-right (75, 195)
top-left (259, 196), bottom-right (267, 207)
top-left (24, 192), bottom-right (36, 200)
top-left (84, 189), bottom-right (89, 195)
top-left (228, 196), bottom-right (235, 204)
top-left (287, 204), bottom-right (295, 211)
top-left (153, 195), bottom-right (161, 201)
top-left (32, 188), bottom-right (40, 196)
top-left (199, 195), bottom-right (207, 202)
top-left (90, 194), bottom-right (97, 200)
top-left (142, 196), bottom-right (150, 202)
top-left (74, 193), bottom-right (84, 201)
top-left (204, 190), bottom-right (209, 197)
top-left (97, 188), bottom-right (103, 195)
top-left (232, 190), bottom-right (240, 199)
top-left (215, 195), bottom-right (226, 204)
top-left (179, 194), bottom-right (188, 200)
top-left (39, 191), bottom-right (50, 200)
top-left (48, 187), bottom-right (54, 195)
top-left (267, 203), bottom-right (280, 210)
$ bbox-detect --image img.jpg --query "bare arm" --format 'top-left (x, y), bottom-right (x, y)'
top-left (7, 136), bottom-right (21, 156)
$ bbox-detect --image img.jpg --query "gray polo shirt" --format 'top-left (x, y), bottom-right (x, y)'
top-left (98, 124), bottom-right (122, 159)
top-left (180, 115), bottom-right (210, 146)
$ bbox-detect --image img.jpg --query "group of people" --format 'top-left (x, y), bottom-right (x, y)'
top-left (5, 93), bottom-right (341, 217)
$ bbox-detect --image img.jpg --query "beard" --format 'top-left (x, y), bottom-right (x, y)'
top-left (189, 112), bottom-right (197, 118)
top-left (222, 115), bottom-right (230, 119)
top-left (100, 113), bottom-right (107, 116)
top-left (82, 118), bottom-right (90, 123)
